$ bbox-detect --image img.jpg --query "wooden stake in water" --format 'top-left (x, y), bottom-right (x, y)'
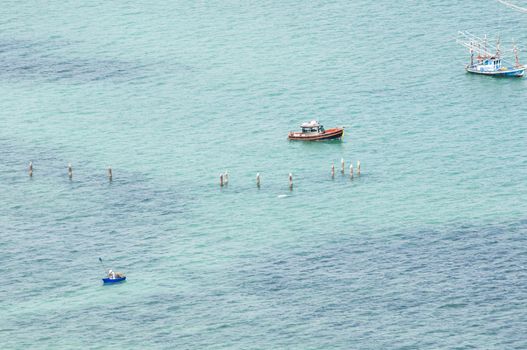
top-left (107, 166), bottom-right (113, 181)
top-left (341, 158), bottom-right (345, 174)
top-left (331, 163), bottom-right (335, 178)
top-left (256, 173), bottom-right (261, 188)
top-left (68, 163), bottom-right (73, 179)
top-left (28, 161), bottom-right (33, 177)
top-left (289, 173), bottom-right (293, 190)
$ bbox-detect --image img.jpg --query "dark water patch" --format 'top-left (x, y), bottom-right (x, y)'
top-left (2, 55), bottom-right (142, 83)
top-left (234, 219), bottom-right (527, 348)
top-left (0, 137), bottom-right (192, 306)
top-left (0, 37), bottom-right (156, 83)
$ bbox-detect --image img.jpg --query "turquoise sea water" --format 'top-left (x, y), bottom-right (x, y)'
top-left (1, 1), bottom-right (527, 348)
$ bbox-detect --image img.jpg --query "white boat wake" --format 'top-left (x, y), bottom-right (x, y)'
top-left (497, 0), bottom-right (527, 13)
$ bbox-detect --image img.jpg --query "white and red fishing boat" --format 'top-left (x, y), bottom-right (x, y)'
top-left (288, 120), bottom-right (344, 141)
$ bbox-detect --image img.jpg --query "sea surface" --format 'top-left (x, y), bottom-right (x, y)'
top-left (1, 1), bottom-right (527, 349)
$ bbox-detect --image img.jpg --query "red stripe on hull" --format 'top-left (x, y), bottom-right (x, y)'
top-left (288, 128), bottom-right (344, 141)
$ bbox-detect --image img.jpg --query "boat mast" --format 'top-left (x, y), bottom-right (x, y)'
top-left (514, 42), bottom-right (520, 67)
top-left (484, 34), bottom-right (488, 58)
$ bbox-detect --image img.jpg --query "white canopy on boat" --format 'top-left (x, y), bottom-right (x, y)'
top-left (301, 120), bottom-right (320, 128)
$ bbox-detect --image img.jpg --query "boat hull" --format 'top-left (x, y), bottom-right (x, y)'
top-left (102, 276), bottom-right (126, 284)
top-left (288, 128), bottom-right (344, 141)
top-left (466, 66), bottom-right (524, 77)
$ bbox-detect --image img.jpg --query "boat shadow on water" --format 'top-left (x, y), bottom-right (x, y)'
top-left (464, 71), bottom-right (527, 81)
top-left (294, 138), bottom-right (345, 149)
top-left (102, 277), bottom-right (127, 285)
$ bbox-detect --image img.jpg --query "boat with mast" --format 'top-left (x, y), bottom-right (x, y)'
top-left (456, 31), bottom-right (524, 77)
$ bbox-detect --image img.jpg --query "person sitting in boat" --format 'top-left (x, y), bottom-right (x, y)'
top-left (108, 269), bottom-right (116, 279)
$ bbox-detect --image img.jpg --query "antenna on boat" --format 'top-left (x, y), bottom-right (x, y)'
top-left (458, 32), bottom-right (496, 57)
top-left (496, 35), bottom-right (501, 58)
top-left (513, 39), bottom-right (521, 67)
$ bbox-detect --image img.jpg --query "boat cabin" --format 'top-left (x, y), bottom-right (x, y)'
top-left (300, 120), bottom-right (325, 134)
top-left (473, 54), bottom-right (502, 71)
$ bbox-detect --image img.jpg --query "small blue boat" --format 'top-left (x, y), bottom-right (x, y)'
top-left (102, 276), bottom-right (126, 284)
top-left (98, 259), bottom-right (126, 284)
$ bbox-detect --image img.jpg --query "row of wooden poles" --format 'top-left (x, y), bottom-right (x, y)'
top-left (26, 158), bottom-right (360, 188)
top-left (27, 162), bottom-right (113, 180)
top-left (219, 159), bottom-right (361, 189)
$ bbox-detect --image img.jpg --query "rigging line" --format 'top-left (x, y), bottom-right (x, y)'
top-left (497, 0), bottom-right (503, 35)
top-left (496, 0), bottom-right (527, 13)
